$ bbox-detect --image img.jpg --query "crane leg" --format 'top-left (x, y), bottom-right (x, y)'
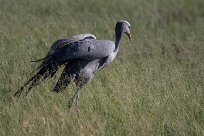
top-left (67, 88), bottom-right (81, 117)
top-left (67, 75), bottom-right (92, 117)
top-left (74, 90), bottom-right (80, 117)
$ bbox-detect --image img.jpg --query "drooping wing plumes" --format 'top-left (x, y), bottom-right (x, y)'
top-left (13, 64), bottom-right (58, 98)
top-left (13, 34), bottom-right (96, 98)
top-left (53, 59), bottom-right (79, 93)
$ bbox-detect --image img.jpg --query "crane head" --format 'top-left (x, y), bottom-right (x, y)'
top-left (116, 20), bottom-right (131, 41)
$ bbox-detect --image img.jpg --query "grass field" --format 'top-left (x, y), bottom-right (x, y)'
top-left (0, 0), bottom-right (204, 135)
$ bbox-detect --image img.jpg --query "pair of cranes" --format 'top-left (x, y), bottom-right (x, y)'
top-left (13, 20), bottom-right (131, 114)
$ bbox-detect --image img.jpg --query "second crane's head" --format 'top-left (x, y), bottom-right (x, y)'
top-left (115, 20), bottom-right (131, 41)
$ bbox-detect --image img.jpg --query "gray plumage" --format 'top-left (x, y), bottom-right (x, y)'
top-left (13, 20), bottom-right (131, 115)
top-left (51, 40), bottom-right (115, 65)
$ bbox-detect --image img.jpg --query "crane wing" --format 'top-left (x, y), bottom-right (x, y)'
top-left (52, 40), bottom-right (115, 65)
top-left (31, 34), bottom-right (96, 63)
top-left (48, 35), bottom-right (96, 57)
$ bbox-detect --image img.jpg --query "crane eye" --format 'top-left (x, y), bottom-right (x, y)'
top-left (128, 26), bottom-right (131, 28)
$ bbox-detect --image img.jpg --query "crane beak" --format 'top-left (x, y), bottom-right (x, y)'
top-left (126, 32), bottom-right (132, 41)
top-left (128, 33), bottom-right (132, 41)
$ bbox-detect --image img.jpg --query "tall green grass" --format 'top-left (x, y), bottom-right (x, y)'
top-left (0, 0), bottom-right (204, 135)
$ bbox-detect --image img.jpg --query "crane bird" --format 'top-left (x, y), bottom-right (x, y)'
top-left (13, 20), bottom-right (131, 115)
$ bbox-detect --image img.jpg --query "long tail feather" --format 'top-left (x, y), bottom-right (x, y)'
top-left (13, 64), bottom-right (58, 98)
top-left (30, 57), bottom-right (46, 62)
top-left (53, 65), bottom-right (73, 93)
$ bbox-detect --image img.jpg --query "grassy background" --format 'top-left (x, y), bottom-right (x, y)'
top-left (0, 0), bottom-right (204, 135)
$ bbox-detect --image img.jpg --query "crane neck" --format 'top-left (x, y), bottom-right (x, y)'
top-left (114, 28), bottom-right (122, 52)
